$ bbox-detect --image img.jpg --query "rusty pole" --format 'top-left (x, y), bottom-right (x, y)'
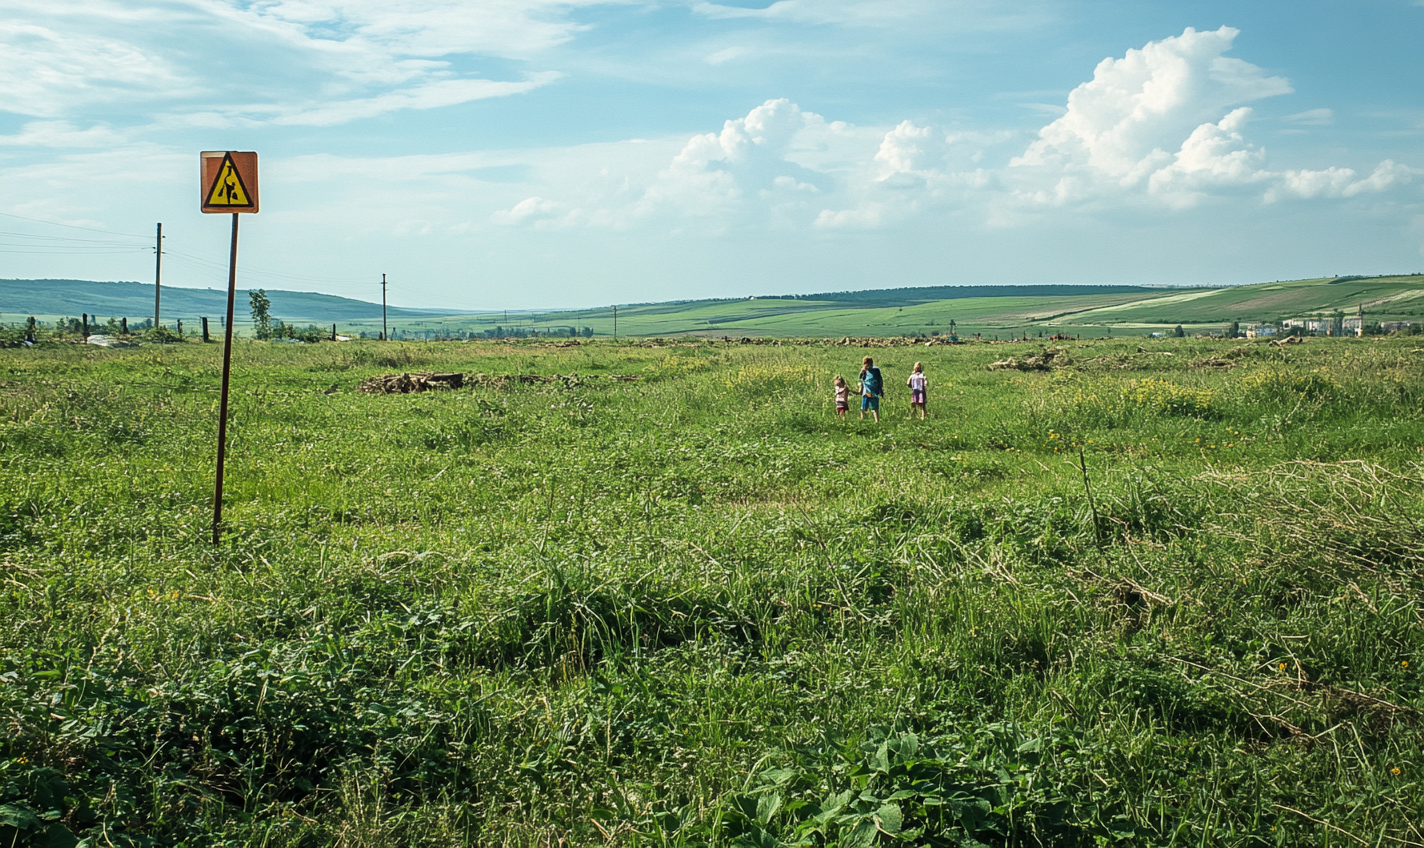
top-left (154, 223), bottom-right (163, 328)
top-left (212, 213), bottom-right (239, 545)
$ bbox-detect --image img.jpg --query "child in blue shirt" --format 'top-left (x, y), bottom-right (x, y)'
top-left (859, 356), bottom-right (883, 423)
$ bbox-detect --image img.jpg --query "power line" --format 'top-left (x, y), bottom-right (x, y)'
top-left (0, 247), bottom-right (150, 255)
top-left (0, 211), bottom-right (152, 239)
top-left (0, 230), bottom-right (149, 247)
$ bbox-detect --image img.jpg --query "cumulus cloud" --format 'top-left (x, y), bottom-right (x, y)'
top-left (492, 196), bottom-right (571, 227)
top-left (1146, 107), bottom-right (1270, 204)
top-left (1267, 160), bottom-right (1419, 202)
top-left (814, 203), bottom-right (890, 229)
top-left (413, 28), bottom-right (1421, 234)
top-left (874, 121), bottom-right (948, 180)
top-left (1013, 27), bottom-right (1290, 187)
top-left (637, 98), bottom-right (833, 221)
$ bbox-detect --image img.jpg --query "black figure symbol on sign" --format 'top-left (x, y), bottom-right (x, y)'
top-left (205, 154), bottom-right (253, 208)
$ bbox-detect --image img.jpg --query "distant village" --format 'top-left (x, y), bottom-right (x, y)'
top-left (1151, 307), bottom-right (1418, 339)
top-left (1246, 309), bottom-right (1416, 338)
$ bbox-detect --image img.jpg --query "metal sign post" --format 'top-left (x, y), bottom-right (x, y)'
top-left (201, 151), bottom-right (259, 545)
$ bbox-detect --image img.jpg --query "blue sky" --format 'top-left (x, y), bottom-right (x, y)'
top-left (2, 0), bottom-right (1422, 311)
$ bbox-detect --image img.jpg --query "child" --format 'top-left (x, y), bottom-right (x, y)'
top-left (859, 356), bottom-right (883, 423)
top-left (907, 362), bottom-right (928, 420)
top-left (833, 375), bottom-right (850, 417)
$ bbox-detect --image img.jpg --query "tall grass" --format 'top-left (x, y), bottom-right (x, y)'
top-left (1, 336), bottom-right (1421, 846)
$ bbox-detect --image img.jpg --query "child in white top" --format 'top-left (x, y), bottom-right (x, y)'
top-left (907, 362), bottom-right (928, 420)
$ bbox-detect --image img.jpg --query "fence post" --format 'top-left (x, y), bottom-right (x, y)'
top-left (331, 323), bottom-right (336, 341)
top-left (82, 314), bottom-right (89, 338)
top-left (201, 317), bottom-right (210, 343)
top-left (121, 317), bottom-right (128, 334)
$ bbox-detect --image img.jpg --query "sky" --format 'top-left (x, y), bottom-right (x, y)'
top-left (2, 0), bottom-right (1423, 311)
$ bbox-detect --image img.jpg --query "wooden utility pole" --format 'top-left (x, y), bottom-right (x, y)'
top-left (381, 273), bottom-right (388, 341)
top-left (613, 305), bottom-right (618, 340)
top-left (154, 223), bottom-right (163, 327)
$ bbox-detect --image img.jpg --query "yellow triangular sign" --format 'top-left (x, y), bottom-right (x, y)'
top-left (206, 154), bottom-right (253, 207)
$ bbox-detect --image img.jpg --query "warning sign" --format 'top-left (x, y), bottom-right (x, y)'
top-left (201, 151), bottom-right (259, 213)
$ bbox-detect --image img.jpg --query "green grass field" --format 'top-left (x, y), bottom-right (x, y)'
top-left (2, 335), bottom-right (1422, 846)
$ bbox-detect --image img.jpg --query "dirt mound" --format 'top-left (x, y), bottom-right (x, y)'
top-left (359, 372), bottom-right (642, 393)
top-left (988, 346), bottom-right (1068, 371)
top-left (358, 372), bottom-right (464, 393)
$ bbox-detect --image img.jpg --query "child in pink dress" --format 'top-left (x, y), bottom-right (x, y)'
top-left (907, 362), bottom-right (928, 420)
top-left (833, 376), bottom-right (850, 417)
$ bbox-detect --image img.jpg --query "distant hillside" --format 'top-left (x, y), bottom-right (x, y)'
top-left (752, 284), bottom-right (1162, 307)
top-left (0, 279), bottom-right (459, 323)
top-left (1043, 274), bottom-right (1424, 328)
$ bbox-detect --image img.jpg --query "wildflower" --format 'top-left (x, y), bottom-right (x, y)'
top-left (1403, 661), bottom-right (1410, 668)
top-left (1392, 768), bottom-right (1401, 775)
top-left (1277, 662), bottom-right (1286, 671)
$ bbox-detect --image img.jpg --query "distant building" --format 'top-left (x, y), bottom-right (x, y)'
top-left (1245, 324), bottom-right (1277, 338)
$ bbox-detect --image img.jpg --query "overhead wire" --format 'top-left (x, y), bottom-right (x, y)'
top-left (0, 210), bottom-right (505, 314)
top-left (0, 211), bottom-right (153, 239)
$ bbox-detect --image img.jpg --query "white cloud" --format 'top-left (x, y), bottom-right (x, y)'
top-left (0, 121), bottom-right (128, 148)
top-left (1284, 108), bottom-right (1334, 126)
top-left (1268, 160), bottom-right (1419, 202)
top-left (637, 98), bottom-right (832, 222)
top-left (227, 0), bottom-right (612, 60)
top-left (874, 121), bottom-right (948, 178)
top-left (1147, 107), bottom-right (1270, 205)
top-left (0, 0), bottom-right (596, 126)
top-left (492, 196), bottom-right (570, 226)
top-left (1013, 27), bottom-right (1291, 186)
top-left (269, 73), bottom-right (563, 126)
top-left (706, 46), bottom-right (750, 65)
top-left (0, 21), bottom-right (186, 117)
top-left (692, 0), bottom-right (1048, 30)
top-left (814, 203), bottom-right (889, 228)
top-left (187, 27), bottom-right (1415, 241)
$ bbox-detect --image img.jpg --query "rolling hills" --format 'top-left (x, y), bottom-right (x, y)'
top-left (4, 274), bottom-right (1421, 338)
top-left (0, 278), bottom-right (459, 324)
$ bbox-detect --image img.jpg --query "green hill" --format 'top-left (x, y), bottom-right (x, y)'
top-left (0, 279), bottom-right (459, 325)
top-left (354, 276), bottom-right (1423, 340)
top-left (1043, 275), bottom-right (1424, 329)
top-left (7, 275), bottom-right (1421, 339)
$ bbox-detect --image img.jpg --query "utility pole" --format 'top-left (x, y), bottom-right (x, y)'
top-left (154, 223), bottom-right (164, 327)
top-left (381, 273), bottom-right (388, 341)
top-left (613, 305), bottom-right (617, 340)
